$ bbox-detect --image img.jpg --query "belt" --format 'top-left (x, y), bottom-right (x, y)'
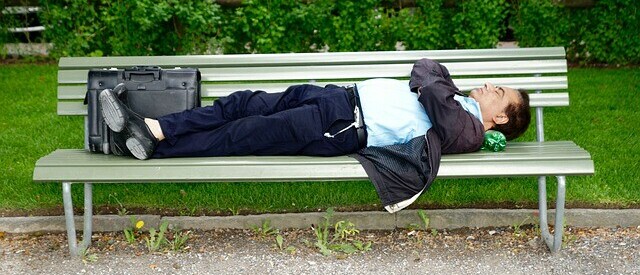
top-left (345, 85), bottom-right (367, 148)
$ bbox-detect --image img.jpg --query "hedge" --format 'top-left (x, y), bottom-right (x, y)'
top-left (513, 0), bottom-right (639, 65)
top-left (4, 0), bottom-right (638, 64)
top-left (38, 0), bottom-right (223, 56)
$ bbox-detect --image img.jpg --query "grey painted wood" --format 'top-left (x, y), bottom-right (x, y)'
top-left (56, 92), bottom-right (569, 116)
top-left (57, 102), bottom-right (85, 115)
top-left (58, 60), bottom-right (567, 84)
top-left (528, 93), bottom-right (569, 107)
top-left (58, 76), bottom-right (568, 99)
top-left (33, 142), bottom-right (593, 183)
top-left (58, 47), bottom-right (566, 69)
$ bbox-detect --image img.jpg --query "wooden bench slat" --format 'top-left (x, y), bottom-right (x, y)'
top-left (197, 77), bottom-right (568, 96)
top-left (56, 92), bottom-right (569, 116)
top-left (57, 102), bottom-right (86, 115)
top-left (36, 141), bottom-right (588, 165)
top-left (58, 47), bottom-right (567, 69)
top-left (58, 76), bottom-right (568, 100)
top-left (58, 60), bottom-right (567, 84)
top-left (35, 141), bottom-right (588, 164)
top-left (33, 142), bottom-right (593, 183)
top-left (528, 93), bottom-right (569, 107)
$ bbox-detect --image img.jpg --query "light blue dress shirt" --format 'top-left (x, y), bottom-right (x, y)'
top-left (357, 78), bottom-right (483, 147)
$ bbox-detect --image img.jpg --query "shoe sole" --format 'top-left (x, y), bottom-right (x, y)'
top-left (126, 138), bottom-right (150, 160)
top-left (99, 90), bottom-right (126, 132)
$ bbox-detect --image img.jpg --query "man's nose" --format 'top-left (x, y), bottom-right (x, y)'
top-left (484, 82), bottom-right (495, 91)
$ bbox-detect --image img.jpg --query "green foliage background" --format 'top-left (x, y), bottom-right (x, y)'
top-left (39, 0), bottom-right (223, 56)
top-left (513, 0), bottom-right (639, 65)
top-left (3, 0), bottom-right (638, 63)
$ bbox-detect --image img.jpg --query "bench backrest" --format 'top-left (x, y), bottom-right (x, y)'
top-left (57, 47), bottom-right (568, 140)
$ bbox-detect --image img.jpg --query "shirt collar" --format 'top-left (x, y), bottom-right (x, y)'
top-left (453, 95), bottom-right (484, 125)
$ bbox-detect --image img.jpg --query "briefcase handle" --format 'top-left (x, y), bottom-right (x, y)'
top-left (124, 66), bottom-right (161, 81)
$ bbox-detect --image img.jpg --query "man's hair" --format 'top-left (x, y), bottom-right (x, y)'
top-left (493, 90), bottom-right (531, 141)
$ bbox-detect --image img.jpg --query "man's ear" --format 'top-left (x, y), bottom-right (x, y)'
top-left (493, 113), bottom-right (509, 125)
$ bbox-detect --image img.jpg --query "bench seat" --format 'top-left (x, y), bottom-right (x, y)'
top-left (34, 141), bottom-right (593, 183)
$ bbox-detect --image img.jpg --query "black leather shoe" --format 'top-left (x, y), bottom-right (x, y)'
top-left (123, 114), bottom-right (158, 160)
top-left (112, 82), bottom-right (127, 97)
top-left (100, 86), bottom-right (128, 133)
top-left (99, 88), bottom-right (158, 160)
top-left (109, 130), bottom-right (132, 156)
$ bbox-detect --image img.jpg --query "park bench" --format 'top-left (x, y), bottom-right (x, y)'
top-left (33, 46), bottom-right (594, 256)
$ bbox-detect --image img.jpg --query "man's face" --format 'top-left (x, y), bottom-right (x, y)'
top-left (469, 83), bottom-right (521, 125)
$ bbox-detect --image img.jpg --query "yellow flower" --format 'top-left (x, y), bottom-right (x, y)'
top-left (135, 220), bottom-right (145, 229)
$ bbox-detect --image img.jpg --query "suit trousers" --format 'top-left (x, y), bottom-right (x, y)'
top-left (152, 84), bottom-right (360, 158)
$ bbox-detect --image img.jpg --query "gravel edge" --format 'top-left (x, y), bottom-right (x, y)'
top-left (2, 209), bottom-right (640, 234)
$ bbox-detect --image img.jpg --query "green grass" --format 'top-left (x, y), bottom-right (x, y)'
top-left (0, 64), bottom-right (639, 216)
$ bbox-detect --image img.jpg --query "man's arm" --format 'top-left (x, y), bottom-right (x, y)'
top-left (409, 58), bottom-right (457, 94)
top-left (411, 59), bottom-right (484, 154)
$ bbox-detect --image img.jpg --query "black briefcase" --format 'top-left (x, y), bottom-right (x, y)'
top-left (84, 66), bottom-right (201, 154)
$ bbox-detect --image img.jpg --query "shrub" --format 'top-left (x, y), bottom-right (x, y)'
top-left (392, 0), bottom-right (447, 50)
top-left (312, 0), bottom-right (396, 52)
top-left (449, 0), bottom-right (510, 49)
top-left (512, 0), bottom-right (570, 48)
top-left (0, 3), bottom-right (13, 54)
top-left (221, 0), bottom-right (397, 53)
top-left (572, 0), bottom-right (640, 65)
top-left (31, 0), bottom-right (639, 64)
top-left (513, 0), bottom-right (639, 65)
top-left (40, 0), bottom-right (223, 57)
top-left (220, 0), bottom-right (322, 53)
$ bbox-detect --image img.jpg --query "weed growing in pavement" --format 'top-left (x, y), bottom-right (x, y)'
top-left (285, 246), bottom-right (297, 255)
top-left (511, 216), bottom-right (534, 237)
top-left (80, 248), bottom-right (98, 264)
top-left (418, 210), bottom-right (430, 229)
top-left (252, 219), bottom-right (279, 239)
top-left (533, 222), bottom-right (541, 236)
top-left (334, 220), bottom-right (359, 240)
top-left (123, 219), bottom-right (192, 252)
top-left (145, 221), bottom-right (169, 252)
top-left (123, 217), bottom-right (145, 244)
top-left (408, 209), bottom-right (431, 231)
top-left (108, 193), bottom-right (129, 216)
top-left (123, 229), bottom-right (135, 244)
top-left (167, 230), bottom-right (191, 252)
top-left (276, 234), bottom-right (284, 249)
top-left (561, 219), bottom-right (577, 248)
top-left (272, 233), bottom-right (297, 255)
top-left (308, 208), bottom-right (372, 256)
top-left (406, 210), bottom-right (436, 247)
top-left (562, 232), bottom-right (578, 248)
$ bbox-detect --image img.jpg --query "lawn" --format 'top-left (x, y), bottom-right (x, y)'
top-left (0, 64), bottom-right (638, 216)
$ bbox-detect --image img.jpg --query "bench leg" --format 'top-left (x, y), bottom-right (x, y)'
top-left (537, 176), bottom-right (567, 253)
top-left (61, 182), bottom-right (94, 257)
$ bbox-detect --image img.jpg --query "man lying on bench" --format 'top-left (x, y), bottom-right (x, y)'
top-left (99, 58), bottom-right (531, 212)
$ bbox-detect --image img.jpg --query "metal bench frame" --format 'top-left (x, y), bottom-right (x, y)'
top-left (34, 47), bottom-right (594, 256)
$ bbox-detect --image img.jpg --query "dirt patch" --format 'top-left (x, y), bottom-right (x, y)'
top-left (1, 225), bottom-right (639, 274)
